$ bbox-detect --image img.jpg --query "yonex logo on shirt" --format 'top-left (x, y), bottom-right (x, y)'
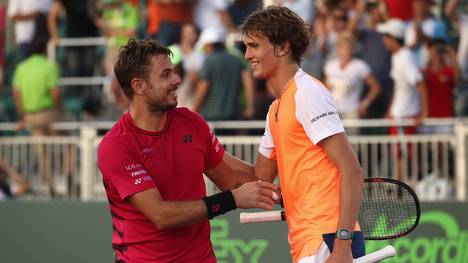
top-left (183, 135), bottom-right (192, 143)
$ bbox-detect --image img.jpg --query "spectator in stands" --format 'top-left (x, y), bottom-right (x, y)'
top-left (405, 0), bottom-right (447, 69)
top-left (302, 8), bottom-right (327, 79)
top-left (275, 0), bottom-right (315, 24)
top-left (99, 0), bottom-right (139, 76)
top-left (324, 33), bottom-right (381, 127)
top-left (192, 28), bottom-right (254, 121)
top-left (446, 0), bottom-right (468, 116)
top-left (12, 36), bottom-right (61, 184)
top-left (377, 19), bottom-right (428, 181)
top-left (169, 23), bottom-right (204, 109)
top-left (378, 19), bottom-right (428, 128)
top-left (228, 0), bottom-right (263, 27)
top-left (194, 0), bottom-right (236, 33)
top-left (385, 0), bottom-right (412, 21)
top-left (323, 4), bottom-right (350, 64)
top-left (146, 0), bottom-right (160, 39)
top-left (8, 0), bottom-right (51, 61)
top-left (152, 0), bottom-right (194, 46)
top-left (0, 159), bottom-right (29, 200)
top-left (419, 39), bottom-right (457, 134)
top-left (0, 3), bottom-right (5, 85)
top-left (348, 0), bottom-right (392, 119)
top-left (48, 0), bottom-right (100, 117)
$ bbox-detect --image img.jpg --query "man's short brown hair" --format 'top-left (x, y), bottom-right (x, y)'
top-left (114, 38), bottom-right (172, 99)
top-left (241, 6), bottom-right (309, 65)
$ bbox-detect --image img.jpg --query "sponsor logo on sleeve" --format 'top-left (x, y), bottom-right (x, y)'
top-left (125, 163), bottom-right (142, 171)
top-left (310, 111), bottom-right (338, 124)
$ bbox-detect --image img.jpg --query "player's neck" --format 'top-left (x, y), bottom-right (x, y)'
top-left (129, 104), bottom-right (168, 132)
top-left (268, 63), bottom-right (299, 98)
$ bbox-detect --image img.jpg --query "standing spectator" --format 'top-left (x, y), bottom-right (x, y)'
top-left (153, 0), bottom-right (195, 46)
top-left (420, 40), bottom-right (457, 133)
top-left (48, 0), bottom-right (100, 117)
top-left (8, 0), bottom-right (50, 61)
top-left (194, 0), bottom-right (236, 33)
top-left (0, 2), bottom-right (5, 85)
top-left (275, 0), bottom-right (315, 24)
top-left (349, 0), bottom-right (392, 118)
top-left (446, 0), bottom-right (468, 116)
top-left (405, 0), bottom-right (447, 69)
top-left (99, 0), bottom-right (139, 76)
top-left (12, 36), bottom-right (61, 184)
top-left (228, 0), bottom-right (262, 27)
top-left (377, 19), bottom-right (428, 181)
top-left (169, 23), bottom-right (204, 109)
top-left (385, 0), bottom-right (412, 21)
top-left (324, 33), bottom-right (381, 124)
top-left (192, 28), bottom-right (254, 121)
top-left (378, 19), bottom-right (428, 127)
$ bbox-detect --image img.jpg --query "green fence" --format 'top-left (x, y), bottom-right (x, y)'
top-left (1, 202), bottom-right (468, 263)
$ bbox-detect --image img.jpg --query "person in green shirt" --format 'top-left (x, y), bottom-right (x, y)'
top-left (12, 36), bottom-right (61, 186)
top-left (99, 0), bottom-right (139, 75)
top-left (13, 36), bottom-right (61, 135)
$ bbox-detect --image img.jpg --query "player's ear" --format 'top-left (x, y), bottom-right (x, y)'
top-left (275, 42), bottom-right (291, 57)
top-left (132, 78), bottom-right (148, 96)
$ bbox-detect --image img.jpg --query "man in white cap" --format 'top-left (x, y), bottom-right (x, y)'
top-left (192, 28), bottom-right (254, 122)
top-left (377, 18), bottom-right (428, 180)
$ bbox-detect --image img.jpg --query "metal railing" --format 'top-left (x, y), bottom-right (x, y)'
top-left (0, 119), bottom-right (467, 201)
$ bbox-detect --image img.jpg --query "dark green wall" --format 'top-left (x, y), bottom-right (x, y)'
top-left (2, 202), bottom-right (468, 263)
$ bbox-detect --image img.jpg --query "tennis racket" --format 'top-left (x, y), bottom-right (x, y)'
top-left (240, 178), bottom-right (421, 240)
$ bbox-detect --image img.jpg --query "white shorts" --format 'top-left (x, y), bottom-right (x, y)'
top-left (297, 242), bottom-right (330, 263)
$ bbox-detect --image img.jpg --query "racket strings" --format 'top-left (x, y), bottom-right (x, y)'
top-left (359, 181), bottom-right (418, 239)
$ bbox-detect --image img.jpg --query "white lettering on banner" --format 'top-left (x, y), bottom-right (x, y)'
top-left (134, 178), bottom-right (142, 185)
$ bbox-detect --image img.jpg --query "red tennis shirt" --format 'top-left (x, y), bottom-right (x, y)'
top-left (98, 108), bottom-right (224, 263)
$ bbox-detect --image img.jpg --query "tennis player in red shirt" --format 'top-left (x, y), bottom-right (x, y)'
top-left (98, 38), bottom-right (278, 263)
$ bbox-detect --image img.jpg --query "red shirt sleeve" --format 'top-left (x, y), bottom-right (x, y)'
top-left (98, 137), bottom-right (157, 200)
top-left (190, 111), bottom-right (224, 170)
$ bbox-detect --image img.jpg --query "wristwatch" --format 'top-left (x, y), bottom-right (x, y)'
top-left (336, 228), bottom-right (354, 240)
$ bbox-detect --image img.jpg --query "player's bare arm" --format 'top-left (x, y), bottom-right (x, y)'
top-left (319, 133), bottom-right (363, 263)
top-left (254, 153), bottom-right (278, 183)
top-left (128, 160), bottom-right (278, 231)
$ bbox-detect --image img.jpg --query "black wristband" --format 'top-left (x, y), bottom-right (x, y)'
top-left (203, 191), bottom-right (237, 219)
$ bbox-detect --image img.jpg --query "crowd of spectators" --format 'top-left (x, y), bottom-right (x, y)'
top-left (0, 0), bottom-right (467, 131)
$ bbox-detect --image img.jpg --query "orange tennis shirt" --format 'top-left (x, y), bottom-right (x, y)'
top-left (259, 69), bottom-right (353, 262)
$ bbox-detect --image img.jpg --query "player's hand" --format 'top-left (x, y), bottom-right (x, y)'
top-left (325, 239), bottom-right (353, 263)
top-left (231, 181), bottom-right (279, 210)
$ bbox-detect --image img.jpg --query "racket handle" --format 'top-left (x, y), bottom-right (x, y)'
top-left (240, 211), bottom-right (285, 224)
top-left (353, 245), bottom-right (396, 263)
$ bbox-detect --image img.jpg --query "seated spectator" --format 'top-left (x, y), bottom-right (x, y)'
top-left (324, 33), bottom-right (381, 133)
top-left (192, 28), bottom-right (254, 121)
top-left (0, 159), bottom-right (28, 200)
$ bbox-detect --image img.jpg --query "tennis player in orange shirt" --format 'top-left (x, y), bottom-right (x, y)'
top-left (242, 6), bottom-right (364, 263)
